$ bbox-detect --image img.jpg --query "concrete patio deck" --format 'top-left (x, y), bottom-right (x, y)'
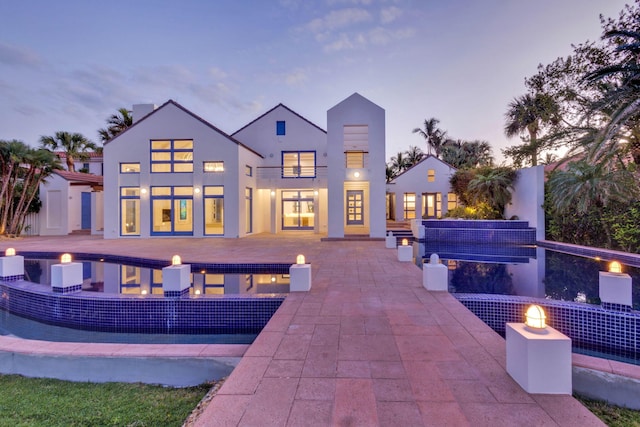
top-left (2, 234), bottom-right (610, 426)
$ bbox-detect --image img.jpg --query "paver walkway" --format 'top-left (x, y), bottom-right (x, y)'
top-left (3, 234), bottom-right (606, 426)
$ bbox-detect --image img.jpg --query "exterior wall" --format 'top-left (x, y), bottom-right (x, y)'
top-left (233, 104), bottom-right (329, 235)
top-left (505, 165), bottom-right (545, 240)
top-left (326, 93), bottom-right (386, 238)
top-left (387, 156), bottom-right (457, 220)
top-left (39, 176), bottom-right (93, 235)
top-left (91, 191), bottom-right (104, 235)
top-left (103, 102), bottom-right (254, 239)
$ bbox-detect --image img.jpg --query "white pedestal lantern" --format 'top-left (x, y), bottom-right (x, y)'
top-left (506, 305), bottom-right (572, 394)
top-left (423, 254), bottom-right (448, 291)
top-left (599, 261), bottom-right (632, 308)
top-left (290, 254), bottom-right (311, 292)
top-left (162, 255), bottom-right (191, 297)
top-left (51, 253), bottom-right (83, 293)
top-left (0, 248), bottom-right (24, 280)
top-left (385, 231), bottom-right (396, 249)
top-left (397, 239), bottom-right (412, 262)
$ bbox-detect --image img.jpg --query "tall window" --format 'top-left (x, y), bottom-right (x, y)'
top-left (151, 139), bottom-right (193, 173)
top-left (345, 151), bottom-right (365, 168)
top-left (404, 193), bottom-right (416, 219)
top-left (427, 169), bottom-right (435, 182)
top-left (120, 187), bottom-right (140, 235)
top-left (276, 121), bottom-right (286, 135)
top-left (245, 187), bottom-right (252, 234)
top-left (282, 151), bottom-right (315, 178)
top-left (204, 186), bottom-right (224, 235)
top-left (151, 186), bottom-right (193, 235)
top-left (282, 190), bottom-right (315, 230)
top-left (447, 193), bottom-right (459, 211)
top-left (204, 161), bottom-right (224, 172)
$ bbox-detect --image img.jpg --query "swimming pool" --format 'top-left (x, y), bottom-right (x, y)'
top-left (417, 242), bottom-right (640, 365)
top-left (0, 252), bottom-right (288, 341)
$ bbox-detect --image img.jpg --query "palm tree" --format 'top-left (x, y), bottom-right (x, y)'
top-left (504, 93), bottom-right (559, 166)
top-left (413, 118), bottom-right (448, 158)
top-left (98, 108), bottom-right (133, 142)
top-left (584, 29), bottom-right (640, 163)
top-left (547, 159), bottom-right (639, 215)
top-left (404, 145), bottom-right (425, 166)
top-left (467, 166), bottom-right (518, 217)
top-left (442, 140), bottom-right (494, 169)
top-left (40, 131), bottom-right (96, 172)
top-left (390, 151), bottom-right (410, 175)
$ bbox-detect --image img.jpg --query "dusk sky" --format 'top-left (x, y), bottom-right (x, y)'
top-left (0, 0), bottom-right (630, 162)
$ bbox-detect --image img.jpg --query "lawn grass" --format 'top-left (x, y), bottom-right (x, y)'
top-left (0, 374), bottom-right (209, 427)
top-left (577, 394), bottom-right (640, 427)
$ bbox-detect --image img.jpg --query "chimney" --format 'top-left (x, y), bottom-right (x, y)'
top-left (132, 104), bottom-right (157, 123)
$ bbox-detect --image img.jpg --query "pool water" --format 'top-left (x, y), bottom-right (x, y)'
top-left (23, 258), bottom-right (291, 296)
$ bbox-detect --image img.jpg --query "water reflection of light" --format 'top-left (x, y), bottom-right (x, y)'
top-left (575, 292), bottom-right (587, 303)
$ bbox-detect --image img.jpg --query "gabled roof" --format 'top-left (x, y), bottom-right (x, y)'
top-left (53, 170), bottom-right (104, 185)
top-left (231, 103), bottom-right (326, 136)
top-left (389, 154), bottom-right (456, 183)
top-left (104, 100), bottom-right (264, 158)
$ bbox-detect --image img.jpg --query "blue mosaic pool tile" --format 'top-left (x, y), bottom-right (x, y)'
top-left (52, 284), bottom-right (82, 294)
top-left (455, 294), bottom-right (640, 365)
top-left (164, 288), bottom-right (190, 298)
top-left (0, 274), bottom-right (24, 281)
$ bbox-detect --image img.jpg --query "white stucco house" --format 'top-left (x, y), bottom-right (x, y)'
top-left (101, 93), bottom-right (386, 239)
top-left (38, 170), bottom-right (104, 236)
top-left (386, 155), bottom-right (458, 221)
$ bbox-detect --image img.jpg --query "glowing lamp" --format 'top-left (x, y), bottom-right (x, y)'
top-left (609, 261), bottom-right (622, 274)
top-left (270, 190), bottom-right (276, 197)
top-left (60, 253), bottom-right (72, 264)
top-left (314, 191), bottom-right (318, 196)
top-left (401, 238), bottom-right (408, 246)
top-left (195, 289), bottom-right (201, 295)
top-left (140, 188), bottom-right (148, 194)
top-left (271, 275), bottom-right (276, 282)
top-left (5, 248), bottom-right (15, 257)
top-left (171, 255), bottom-right (182, 266)
top-left (194, 187), bottom-right (201, 194)
top-left (525, 305), bottom-right (546, 331)
top-left (354, 171), bottom-right (360, 178)
top-left (296, 254), bottom-right (306, 265)
top-left (141, 290), bottom-right (148, 295)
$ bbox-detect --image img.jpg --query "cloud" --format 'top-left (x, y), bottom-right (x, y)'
top-left (380, 6), bottom-right (402, 24)
top-left (306, 8), bottom-right (373, 34)
top-left (209, 67), bottom-right (228, 80)
top-left (0, 42), bottom-right (42, 68)
top-left (285, 69), bottom-right (308, 86)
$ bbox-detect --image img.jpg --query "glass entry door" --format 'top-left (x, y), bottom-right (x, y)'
top-left (282, 190), bottom-right (315, 230)
top-left (346, 190), bottom-right (364, 225)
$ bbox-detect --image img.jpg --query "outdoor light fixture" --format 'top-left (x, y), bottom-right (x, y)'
top-left (60, 253), bottom-right (72, 264)
top-left (4, 248), bottom-right (15, 257)
top-left (271, 275), bottom-right (276, 282)
top-left (524, 305), bottom-right (547, 331)
top-left (401, 238), bottom-right (409, 246)
top-left (314, 190), bottom-right (318, 196)
top-left (271, 190), bottom-right (276, 197)
top-left (354, 171), bottom-right (360, 178)
top-left (296, 254), bottom-right (306, 264)
top-left (141, 290), bottom-right (148, 295)
top-left (609, 261), bottom-right (623, 274)
top-left (172, 255), bottom-right (182, 266)
top-left (194, 187), bottom-right (201, 194)
top-left (195, 289), bottom-right (201, 295)
top-left (141, 188), bottom-right (148, 194)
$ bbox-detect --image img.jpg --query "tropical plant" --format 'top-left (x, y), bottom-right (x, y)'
top-left (0, 140), bottom-right (61, 236)
top-left (404, 145), bottom-right (425, 166)
top-left (505, 92), bottom-right (563, 167)
top-left (546, 159), bottom-right (639, 215)
top-left (412, 117), bottom-right (448, 158)
top-left (466, 166), bottom-right (518, 217)
top-left (389, 151), bottom-right (410, 175)
top-left (98, 108), bottom-right (133, 142)
top-left (442, 139), bottom-right (494, 169)
top-left (39, 131), bottom-right (96, 173)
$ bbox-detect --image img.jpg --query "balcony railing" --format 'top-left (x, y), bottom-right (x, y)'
top-left (256, 166), bottom-right (328, 181)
